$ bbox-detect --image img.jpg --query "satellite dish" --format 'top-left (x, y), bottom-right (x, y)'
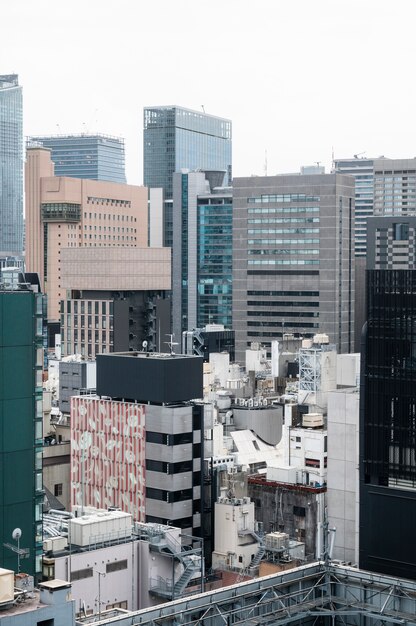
top-left (142, 340), bottom-right (148, 350)
top-left (12, 528), bottom-right (22, 541)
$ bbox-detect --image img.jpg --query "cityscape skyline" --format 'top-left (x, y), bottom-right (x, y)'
top-left (3, 0), bottom-right (416, 185)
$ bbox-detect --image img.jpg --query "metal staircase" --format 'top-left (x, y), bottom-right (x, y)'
top-left (144, 526), bottom-right (201, 600)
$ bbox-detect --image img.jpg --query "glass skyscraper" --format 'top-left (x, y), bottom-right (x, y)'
top-left (144, 106), bottom-right (232, 246)
top-left (0, 75), bottom-right (23, 256)
top-left (172, 170), bottom-right (232, 341)
top-left (197, 193), bottom-right (232, 328)
top-left (28, 134), bottom-right (126, 183)
top-left (334, 157), bottom-right (374, 257)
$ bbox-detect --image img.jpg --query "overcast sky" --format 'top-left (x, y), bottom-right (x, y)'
top-left (3, 0), bottom-right (416, 184)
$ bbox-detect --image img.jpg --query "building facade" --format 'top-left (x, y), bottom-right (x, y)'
top-left (334, 157), bottom-right (375, 258)
top-left (172, 170), bottom-right (232, 340)
top-left (143, 106), bottom-right (232, 246)
top-left (25, 147), bottom-right (148, 323)
top-left (70, 353), bottom-right (205, 539)
top-left (0, 269), bottom-right (44, 581)
top-left (60, 246), bottom-right (171, 357)
top-left (0, 75), bottom-right (23, 257)
top-left (232, 174), bottom-right (355, 362)
top-left (360, 214), bottom-right (416, 578)
top-left (28, 134), bottom-right (126, 183)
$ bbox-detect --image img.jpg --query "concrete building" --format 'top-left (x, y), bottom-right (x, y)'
top-left (367, 214), bottom-right (416, 269)
top-left (212, 497), bottom-right (261, 571)
top-left (143, 106), bottom-right (232, 247)
top-left (70, 352), bottom-right (206, 540)
top-left (0, 269), bottom-right (44, 581)
top-left (42, 511), bottom-right (203, 612)
top-left (172, 170), bottom-right (232, 339)
top-left (60, 246), bottom-right (171, 357)
top-left (28, 134), bottom-right (126, 183)
top-left (25, 147), bottom-right (148, 323)
top-left (232, 174), bottom-right (355, 362)
top-left (0, 75), bottom-right (23, 258)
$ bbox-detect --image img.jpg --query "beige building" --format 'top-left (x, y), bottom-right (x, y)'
top-left (25, 147), bottom-right (148, 321)
top-left (59, 247), bottom-right (171, 357)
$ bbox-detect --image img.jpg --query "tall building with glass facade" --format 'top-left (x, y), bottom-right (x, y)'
top-left (360, 215), bottom-right (416, 579)
top-left (143, 106), bottom-right (232, 246)
top-left (334, 157), bottom-right (375, 257)
top-left (0, 269), bottom-right (44, 582)
top-left (28, 134), bottom-right (126, 183)
top-left (232, 173), bottom-right (355, 363)
top-left (172, 170), bottom-right (232, 341)
top-left (0, 75), bottom-right (23, 257)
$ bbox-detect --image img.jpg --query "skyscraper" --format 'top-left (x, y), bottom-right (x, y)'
top-left (143, 106), bottom-right (232, 246)
top-left (232, 173), bottom-right (355, 362)
top-left (172, 170), bottom-right (232, 340)
top-left (0, 75), bottom-right (23, 257)
top-left (334, 157), bottom-right (375, 258)
top-left (28, 134), bottom-right (126, 183)
top-left (360, 215), bottom-right (416, 578)
top-left (0, 268), bottom-right (44, 582)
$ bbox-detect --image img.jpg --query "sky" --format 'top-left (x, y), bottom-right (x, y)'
top-left (3, 0), bottom-right (416, 185)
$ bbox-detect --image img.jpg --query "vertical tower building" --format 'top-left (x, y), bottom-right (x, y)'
top-left (334, 157), bottom-right (375, 258)
top-left (0, 75), bottom-right (23, 257)
top-left (232, 174), bottom-right (355, 362)
top-left (172, 170), bottom-right (232, 340)
top-left (25, 147), bottom-right (148, 323)
top-left (360, 215), bottom-right (416, 578)
top-left (0, 268), bottom-right (44, 581)
top-left (143, 106), bottom-right (232, 246)
top-left (28, 134), bottom-right (126, 183)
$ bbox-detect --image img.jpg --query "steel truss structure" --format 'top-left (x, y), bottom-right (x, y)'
top-left (77, 562), bottom-right (416, 626)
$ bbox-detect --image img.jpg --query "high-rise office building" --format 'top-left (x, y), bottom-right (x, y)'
top-left (334, 157), bottom-right (375, 257)
top-left (28, 134), bottom-right (126, 183)
top-left (172, 170), bottom-right (232, 340)
top-left (25, 147), bottom-right (148, 323)
top-left (360, 215), bottom-right (416, 578)
top-left (335, 157), bottom-right (416, 349)
top-left (143, 106), bottom-right (232, 246)
top-left (0, 268), bottom-right (44, 582)
top-left (232, 174), bottom-right (355, 362)
top-left (0, 75), bottom-right (23, 257)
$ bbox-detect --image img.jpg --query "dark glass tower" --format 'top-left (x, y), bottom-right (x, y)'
top-left (360, 269), bottom-right (416, 578)
top-left (0, 75), bottom-right (23, 256)
top-left (143, 106), bottom-right (232, 246)
top-left (28, 134), bottom-right (126, 183)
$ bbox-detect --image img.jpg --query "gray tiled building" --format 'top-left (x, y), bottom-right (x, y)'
top-left (232, 174), bottom-right (355, 362)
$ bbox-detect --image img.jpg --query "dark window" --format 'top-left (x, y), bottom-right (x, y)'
top-left (71, 567), bottom-right (93, 581)
top-left (54, 483), bottom-right (63, 497)
top-left (106, 559), bottom-right (128, 573)
top-left (146, 459), bottom-right (168, 473)
top-left (293, 506), bottom-right (306, 517)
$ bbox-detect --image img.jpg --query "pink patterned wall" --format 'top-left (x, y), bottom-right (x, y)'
top-left (71, 397), bottom-right (146, 521)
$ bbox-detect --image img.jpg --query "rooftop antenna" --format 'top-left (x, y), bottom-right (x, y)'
top-left (315, 161), bottom-right (321, 168)
top-left (164, 334), bottom-right (178, 355)
top-left (201, 105), bottom-right (205, 113)
top-left (331, 146), bottom-right (335, 172)
top-left (264, 150), bottom-right (268, 177)
top-left (354, 151), bottom-right (366, 159)
top-left (3, 528), bottom-right (29, 574)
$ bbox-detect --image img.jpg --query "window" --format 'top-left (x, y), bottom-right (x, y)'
top-left (54, 483), bottom-right (63, 497)
top-left (106, 559), bottom-right (128, 573)
top-left (71, 567), bottom-right (93, 581)
top-left (293, 506), bottom-right (306, 517)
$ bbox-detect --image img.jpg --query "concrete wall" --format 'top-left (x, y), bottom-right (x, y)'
top-left (327, 388), bottom-right (359, 564)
